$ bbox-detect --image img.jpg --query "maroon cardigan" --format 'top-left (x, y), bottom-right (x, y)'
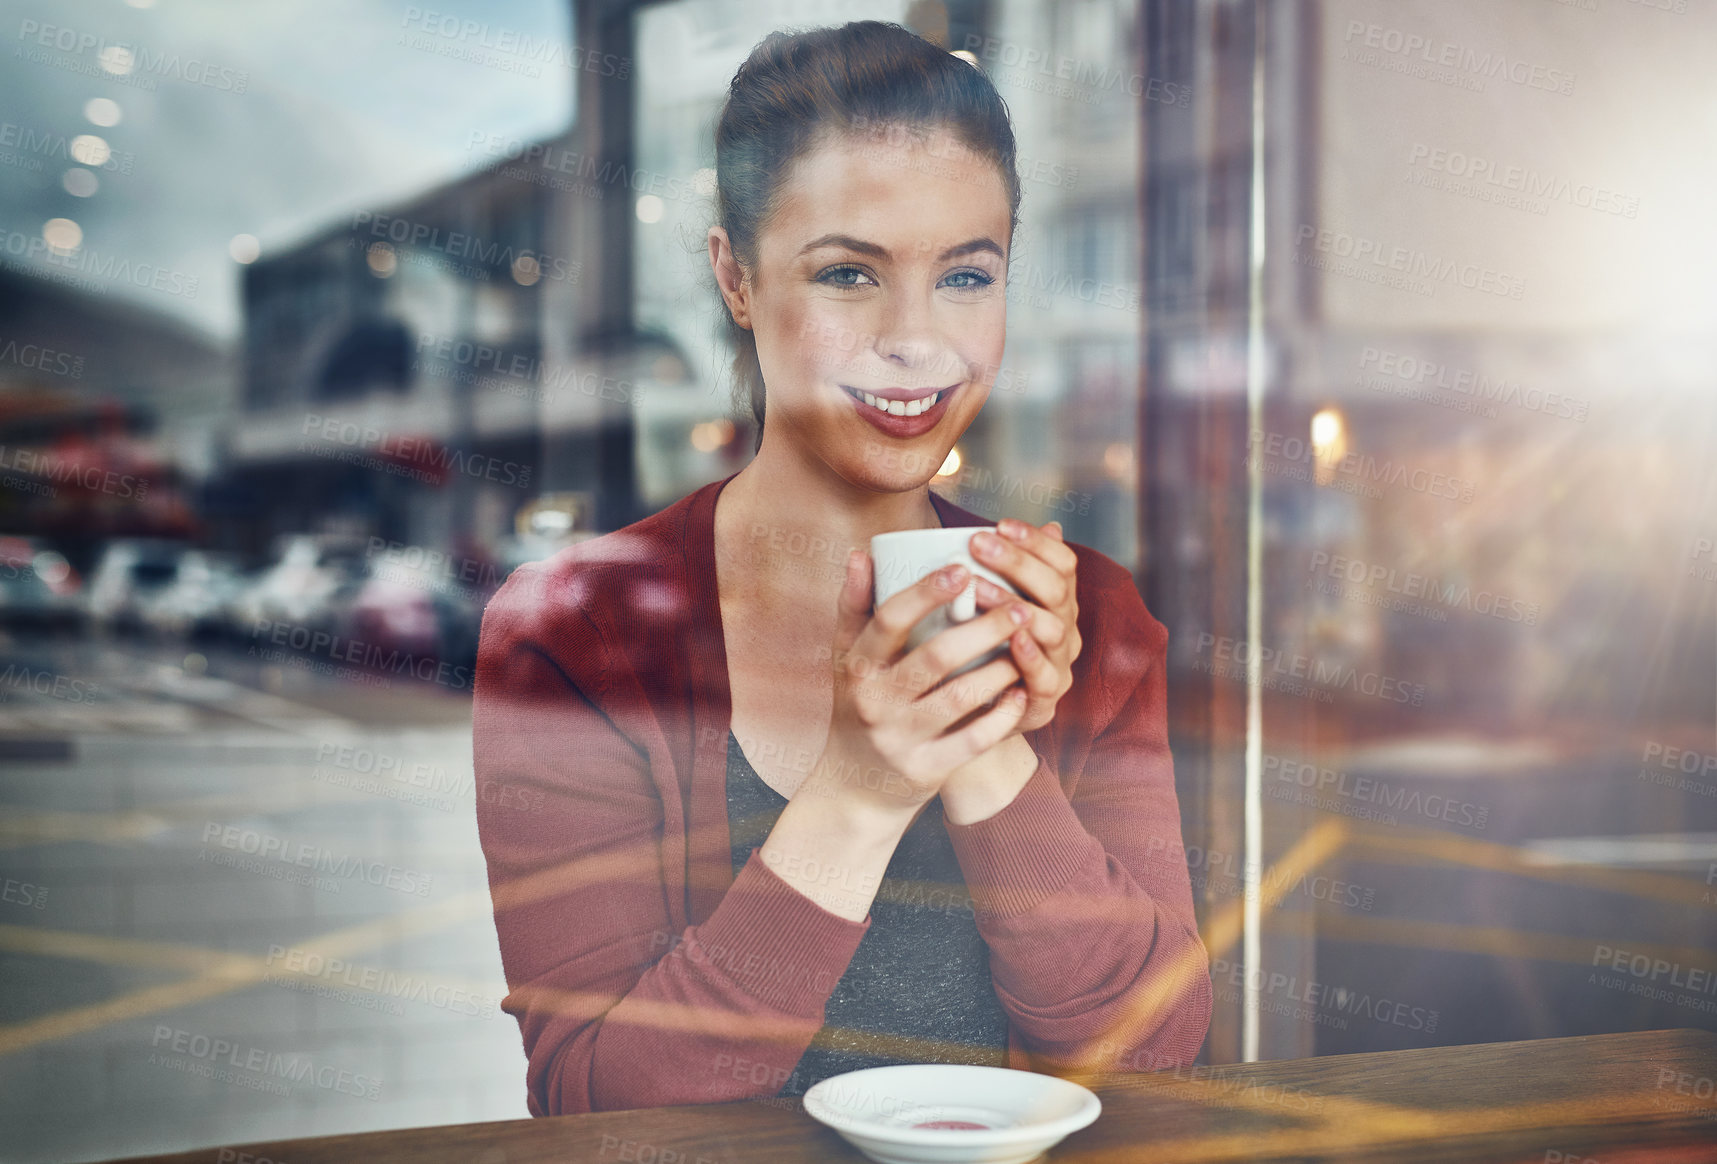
top-left (473, 471), bottom-right (1212, 1115)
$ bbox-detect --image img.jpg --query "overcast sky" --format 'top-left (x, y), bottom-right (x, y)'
top-left (1, 0), bottom-right (572, 339)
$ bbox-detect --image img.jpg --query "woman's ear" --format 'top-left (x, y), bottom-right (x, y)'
top-left (708, 226), bottom-right (751, 330)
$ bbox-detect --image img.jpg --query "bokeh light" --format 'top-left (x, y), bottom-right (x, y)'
top-left (83, 97), bottom-right (122, 127)
top-left (228, 234), bottom-right (261, 264)
top-left (62, 168), bottom-right (99, 198)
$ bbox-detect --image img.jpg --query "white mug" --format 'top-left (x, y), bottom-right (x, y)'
top-left (870, 527), bottom-right (1021, 679)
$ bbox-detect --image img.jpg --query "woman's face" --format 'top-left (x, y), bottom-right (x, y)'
top-left (715, 124), bottom-right (1012, 491)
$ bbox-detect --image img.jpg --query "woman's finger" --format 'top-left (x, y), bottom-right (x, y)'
top-left (913, 653), bottom-right (1022, 732)
top-left (830, 549), bottom-right (874, 657)
top-left (856, 562), bottom-right (971, 662)
top-left (996, 518), bottom-right (1077, 574)
top-left (920, 679), bottom-right (1028, 778)
top-left (895, 600), bottom-right (1028, 699)
top-left (966, 529), bottom-right (1070, 611)
top-left (971, 580), bottom-right (1067, 650)
top-left (1009, 625), bottom-right (1059, 697)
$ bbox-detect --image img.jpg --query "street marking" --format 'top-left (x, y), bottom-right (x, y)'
top-left (1342, 822), bottom-right (1715, 908)
top-left (0, 889), bottom-right (495, 1057)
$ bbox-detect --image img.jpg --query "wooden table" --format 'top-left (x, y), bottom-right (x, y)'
top-left (106, 1029), bottom-right (1717, 1164)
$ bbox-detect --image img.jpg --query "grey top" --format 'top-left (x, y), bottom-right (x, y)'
top-left (726, 729), bottom-right (1011, 1097)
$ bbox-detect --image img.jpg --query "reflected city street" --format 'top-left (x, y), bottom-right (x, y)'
top-left (0, 629), bottom-right (524, 1163)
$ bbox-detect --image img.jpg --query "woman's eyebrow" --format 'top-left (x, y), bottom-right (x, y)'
top-left (799, 233), bottom-right (888, 259)
top-left (797, 234), bottom-right (1006, 262)
top-left (937, 237), bottom-right (1005, 262)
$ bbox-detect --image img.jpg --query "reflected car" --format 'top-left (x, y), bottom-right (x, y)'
top-left (86, 539), bottom-right (187, 633)
top-left (0, 536), bottom-right (83, 631)
top-left (136, 551), bottom-right (249, 640)
top-left (335, 556), bottom-right (483, 677)
top-left (231, 534), bottom-right (368, 632)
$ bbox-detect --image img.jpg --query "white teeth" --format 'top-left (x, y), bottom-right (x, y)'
top-left (858, 390), bottom-right (940, 417)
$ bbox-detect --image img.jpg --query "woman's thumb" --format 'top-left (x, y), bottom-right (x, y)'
top-left (831, 548), bottom-right (872, 651)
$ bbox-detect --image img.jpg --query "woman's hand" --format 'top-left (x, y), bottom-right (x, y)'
top-left (809, 549), bottom-right (1033, 819)
top-left (965, 518), bottom-right (1082, 737)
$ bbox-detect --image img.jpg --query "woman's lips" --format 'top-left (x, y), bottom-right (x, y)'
top-left (841, 383), bottom-right (958, 437)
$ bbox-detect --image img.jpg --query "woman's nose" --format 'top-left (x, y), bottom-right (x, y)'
top-left (875, 331), bottom-right (933, 367)
top-left (873, 295), bottom-right (953, 373)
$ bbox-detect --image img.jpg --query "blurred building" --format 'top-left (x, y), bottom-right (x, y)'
top-left (0, 266), bottom-right (226, 568)
top-left (224, 119), bottom-right (696, 563)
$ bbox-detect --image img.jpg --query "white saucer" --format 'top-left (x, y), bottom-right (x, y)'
top-left (802, 1064), bottom-right (1101, 1164)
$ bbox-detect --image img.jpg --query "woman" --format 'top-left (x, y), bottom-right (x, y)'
top-left (474, 20), bottom-right (1212, 1117)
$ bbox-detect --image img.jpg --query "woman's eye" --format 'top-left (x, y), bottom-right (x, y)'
top-left (941, 269), bottom-right (996, 291)
top-left (816, 265), bottom-right (876, 287)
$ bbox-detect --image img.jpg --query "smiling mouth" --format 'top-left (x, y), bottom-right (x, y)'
top-left (841, 385), bottom-right (955, 417)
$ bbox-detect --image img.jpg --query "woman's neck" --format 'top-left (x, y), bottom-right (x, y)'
top-left (714, 443), bottom-right (943, 602)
